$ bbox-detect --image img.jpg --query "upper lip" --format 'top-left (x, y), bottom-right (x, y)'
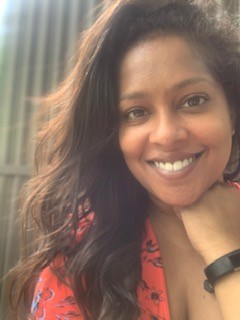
top-left (147, 151), bottom-right (204, 163)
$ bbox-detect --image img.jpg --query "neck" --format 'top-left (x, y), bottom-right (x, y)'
top-left (148, 201), bottom-right (194, 252)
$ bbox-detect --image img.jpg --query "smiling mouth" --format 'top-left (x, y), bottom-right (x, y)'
top-left (150, 152), bottom-right (203, 172)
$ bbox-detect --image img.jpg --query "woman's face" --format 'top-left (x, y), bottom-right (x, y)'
top-left (118, 35), bottom-right (234, 208)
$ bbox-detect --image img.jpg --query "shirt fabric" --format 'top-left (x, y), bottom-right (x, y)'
top-left (30, 181), bottom-right (240, 320)
top-left (30, 217), bottom-right (170, 320)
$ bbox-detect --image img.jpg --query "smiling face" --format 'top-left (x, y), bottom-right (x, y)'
top-left (118, 35), bottom-right (234, 209)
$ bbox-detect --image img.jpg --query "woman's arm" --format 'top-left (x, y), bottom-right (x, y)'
top-left (214, 270), bottom-right (240, 320)
top-left (178, 183), bottom-right (240, 320)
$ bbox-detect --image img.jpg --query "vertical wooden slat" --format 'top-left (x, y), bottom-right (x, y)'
top-left (12, 0), bottom-right (35, 167)
top-left (0, 0), bottom-right (22, 165)
top-left (46, 0), bottom-right (66, 88)
top-left (0, 1), bottom-right (100, 318)
top-left (28, 0), bottom-right (50, 97)
top-left (62, 0), bottom-right (82, 72)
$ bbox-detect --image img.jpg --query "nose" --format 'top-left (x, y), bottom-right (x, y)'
top-left (148, 112), bottom-right (188, 147)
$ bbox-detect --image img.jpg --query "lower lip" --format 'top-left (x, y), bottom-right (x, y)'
top-left (149, 155), bottom-right (202, 180)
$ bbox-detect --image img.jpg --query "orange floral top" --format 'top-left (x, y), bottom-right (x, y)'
top-left (29, 182), bottom-right (240, 319)
top-left (30, 217), bottom-right (170, 320)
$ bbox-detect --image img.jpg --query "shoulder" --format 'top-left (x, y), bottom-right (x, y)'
top-left (30, 214), bottom-right (94, 319)
top-left (30, 257), bottom-right (83, 319)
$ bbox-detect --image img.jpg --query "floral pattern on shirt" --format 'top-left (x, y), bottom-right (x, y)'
top-left (30, 217), bottom-right (170, 320)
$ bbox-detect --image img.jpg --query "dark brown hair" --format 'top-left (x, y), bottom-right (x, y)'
top-left (9, 1), bottom-right (240, 319)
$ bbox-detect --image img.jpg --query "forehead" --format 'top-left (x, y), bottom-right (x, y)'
top-left (118, 35), bottom-right (217, 97)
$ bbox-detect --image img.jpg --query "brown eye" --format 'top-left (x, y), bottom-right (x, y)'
top-left (183, 95), bottom-right (208, 108)
top-left (126, 108), bottom-right (149, 121)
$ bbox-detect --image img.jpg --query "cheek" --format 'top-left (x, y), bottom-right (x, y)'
top-left (119, 128), bottom-right (145, 159)
top-left (197, 115), bottom-right (233, 159)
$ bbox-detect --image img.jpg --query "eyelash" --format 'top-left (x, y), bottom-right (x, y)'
top-left (123, 94), bottom-right (210, 122)
top-left (181, 94), bottom-right (209, 109)
top-left (124, 108), bottom-right (150, 122)
top-left (125, 107), bottom-right (149, 121)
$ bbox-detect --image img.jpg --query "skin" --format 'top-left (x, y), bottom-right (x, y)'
top-left (118, 35), bottom-right (240, 319)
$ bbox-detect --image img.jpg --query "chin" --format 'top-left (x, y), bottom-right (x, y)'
top-left (169, 198), bottom-right (198, 207)
top-left (159, 190), bottom-right (204, 208)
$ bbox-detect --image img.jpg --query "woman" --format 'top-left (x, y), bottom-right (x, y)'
top-left (10, 0), bottom-right (240, 319)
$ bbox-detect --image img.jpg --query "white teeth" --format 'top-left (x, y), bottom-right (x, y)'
top-left (173, 160), bottom-right (183, 171)
top-left (160, 162), bottom-right (165, 169)
top-left (153, 156), bottom-right (195, 172)
top-left (165, 162), bottom-right (173, 171)
top-left (183, 159), bottom-right (189, 167)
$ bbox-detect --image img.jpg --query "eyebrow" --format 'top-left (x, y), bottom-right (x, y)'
top-left (119, 77), bottom-right (214, 102)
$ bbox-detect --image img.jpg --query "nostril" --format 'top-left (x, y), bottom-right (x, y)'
top-left (149, 122), bottom-right (188, 146)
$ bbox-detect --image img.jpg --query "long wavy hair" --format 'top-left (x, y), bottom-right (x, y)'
top-left (9, 0), bottom-right (240, 319)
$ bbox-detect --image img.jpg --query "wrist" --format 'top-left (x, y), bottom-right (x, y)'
top-left (204, 249), bottom-right (240, 293)
top-left (202, 244), bottom-right (240, 265)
